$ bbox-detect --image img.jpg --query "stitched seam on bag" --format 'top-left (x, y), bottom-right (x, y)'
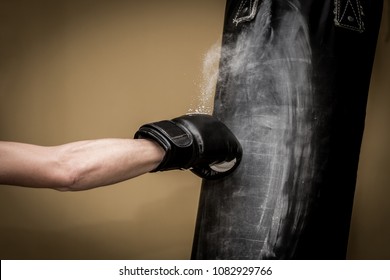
top-left (233, 0), bottom-right (260, 26)
top-left (334, 0), bottom-right (365, 33)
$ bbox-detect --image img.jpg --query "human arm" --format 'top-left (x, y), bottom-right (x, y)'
top-left (0, 114), bottom-right (242, 191)
top-left (0, 139), bottom-right (165, 191)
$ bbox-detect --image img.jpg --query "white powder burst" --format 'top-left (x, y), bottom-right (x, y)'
top-left (188, 42), bottom-right (221, 115)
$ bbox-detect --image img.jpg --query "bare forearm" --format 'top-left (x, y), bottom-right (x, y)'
top-left (0, 139), bottom-right (165, 191)
top-left (56, 139), bottom-right (165, 191)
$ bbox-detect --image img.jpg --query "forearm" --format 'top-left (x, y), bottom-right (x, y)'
top-left (0, 139), bottom-right (165, 191)
top-left (56, 138), bottom-right (165, 191)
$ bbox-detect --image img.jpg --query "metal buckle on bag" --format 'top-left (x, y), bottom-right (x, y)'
top-left (233, 0), bottom-right (261, 26)
top-left (334, 0), bottom-right (365, 33)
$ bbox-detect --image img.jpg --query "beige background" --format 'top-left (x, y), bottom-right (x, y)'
top-left (0, 0), bottom-right (388, 259)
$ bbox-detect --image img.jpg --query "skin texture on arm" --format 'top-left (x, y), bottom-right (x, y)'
top-left (0, 139), bottom-right (165, 191)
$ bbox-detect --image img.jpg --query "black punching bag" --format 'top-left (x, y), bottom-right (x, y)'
top-left (192, 0), bottom-right (383, 259)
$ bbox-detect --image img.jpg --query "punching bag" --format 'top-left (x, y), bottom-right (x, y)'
top-left (192, 0), bottom-right (383, 259)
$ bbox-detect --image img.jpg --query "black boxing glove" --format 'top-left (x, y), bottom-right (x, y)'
top-left (134, 114), bottom-right (242, 180)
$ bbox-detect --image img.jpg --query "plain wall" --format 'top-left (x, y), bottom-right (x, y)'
top-left (0, 0), bottom-right (225, 259)
top-left (347, 1), bottom-right (390, 260)
top-left (0, 0), bottom-right (388, 259)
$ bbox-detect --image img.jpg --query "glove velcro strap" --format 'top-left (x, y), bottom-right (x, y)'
top-left (134, 120), bottom-right (194, 171)
top-left (145, 120), bottom-right (192, 148)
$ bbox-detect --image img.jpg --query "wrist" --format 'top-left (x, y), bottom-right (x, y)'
top-left (137, 139), bottom-right (166, 170)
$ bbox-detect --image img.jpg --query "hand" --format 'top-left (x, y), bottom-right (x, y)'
top-left (134, 114), bottom-right (242, 180)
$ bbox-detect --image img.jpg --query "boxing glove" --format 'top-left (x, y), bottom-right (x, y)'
top-left (134, 114), bottom-right (242, 180)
